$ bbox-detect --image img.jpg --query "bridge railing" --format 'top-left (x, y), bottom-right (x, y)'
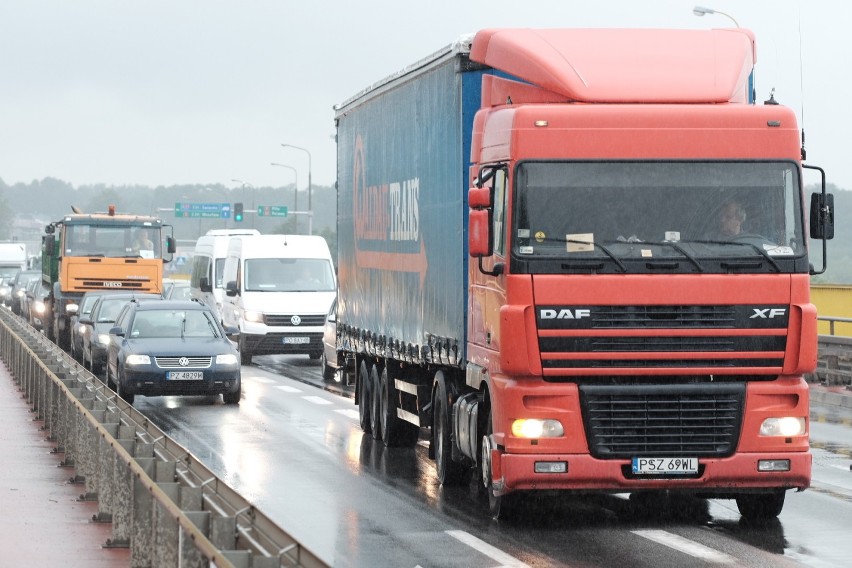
top-left (814, 316), bottom-right (852, 388)
top-left (0, 309), bottom-right (328, 568)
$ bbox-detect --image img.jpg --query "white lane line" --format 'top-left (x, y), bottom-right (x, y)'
top-left (276, 385), bottom-right (303, 393)
top-left (632, 530), bottom-right (735, 564)
top-left (247, 376), bottom-right (277, 384)
top-left (446, 530), bottom-right (530, 568)
top-left (303, 395), bottom-right (333, 405)
top-left (334, 408), bottom-right (360, 420)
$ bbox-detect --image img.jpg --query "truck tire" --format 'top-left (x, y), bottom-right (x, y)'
top-left (433, 371), bottom-right (469, 485)
top-left (357, 360), bottom-right (372, 434)
top-left (482, 409), bottom-right (520, 520)
top-left (380, 366), bottom-right (419, 447)
top-left (369, 364), bottom-right (383, 440)
top-left (736, 491), bottom-right (785, 520)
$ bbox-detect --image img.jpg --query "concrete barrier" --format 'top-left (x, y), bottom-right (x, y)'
top-left (0, 309), bottom-right (327, 568)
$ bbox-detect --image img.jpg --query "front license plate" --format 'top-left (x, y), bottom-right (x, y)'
top-left (168, 371), bottom-right (204, 381)
top-left (283, 336), bottom-right (310, 344)
top-left (632, 457), bottom-right (698, 475)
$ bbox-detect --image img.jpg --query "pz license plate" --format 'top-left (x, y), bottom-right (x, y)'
top-left (632, 457), bottom-right (698, 475)
top-left (283, 336), bottom-right (310, 344)
top-left (168, 371), bottom-right (204, 381)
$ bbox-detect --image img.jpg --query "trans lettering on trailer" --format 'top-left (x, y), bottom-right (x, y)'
top-left (352, 134), bottom-right (428, 279)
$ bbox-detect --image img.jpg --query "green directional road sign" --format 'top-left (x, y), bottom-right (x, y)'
top-left (257, 205), bottom-right (289, 217)
top-left (174, 202), bottom-right (231, 219)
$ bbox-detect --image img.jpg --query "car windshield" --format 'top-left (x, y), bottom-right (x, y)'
top-left (130, 309), bottom-right (219, 339)
top-left (96, 298), bottom-right (132, 322)
top-left (244, 258), bottom-right (336, 292)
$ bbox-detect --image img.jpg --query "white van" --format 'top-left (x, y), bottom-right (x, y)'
top-left (189, 229), bottom-right (260, 319)
top-left (221, 234), bottom-right (336, 364)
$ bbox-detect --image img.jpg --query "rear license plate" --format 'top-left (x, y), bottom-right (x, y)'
top-left (283, 336), bottom-right (310, 344)
top-left (168, 371), bottom-right (204, 381)
top-left (632, 457), bottom-right (698, 475)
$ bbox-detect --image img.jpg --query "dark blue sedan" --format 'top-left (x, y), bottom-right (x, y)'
top-left (105, 299), bottom-right (241, 405)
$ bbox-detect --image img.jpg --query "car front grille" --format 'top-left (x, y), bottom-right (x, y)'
top-left (155, 356), bottom-right (213, 369)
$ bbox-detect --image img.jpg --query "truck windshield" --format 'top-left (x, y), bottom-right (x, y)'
top-left (64, 224), bottom-right (163, 259)
top-left (513, 161), bottom-right (805, 273)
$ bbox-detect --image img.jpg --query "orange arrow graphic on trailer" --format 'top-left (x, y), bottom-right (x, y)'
top-left (355, 239), bottom-right (429, 287)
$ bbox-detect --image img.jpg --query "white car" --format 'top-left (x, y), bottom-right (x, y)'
top-left (321, 298), bottom-right (338, 381)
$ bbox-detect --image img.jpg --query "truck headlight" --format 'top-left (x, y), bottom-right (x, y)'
top-left (125, 354), bottom-right (151, 366)
top-left (66, 303), bottom-right (79, 314)
top-left (244, 310), bottom-right (263, 323)
top-left (216, 353), bottom-right (239, 366)
top-left (511, 418), bottom-right (564, 438)
top-left (760, 417), bottom-right (806, 437)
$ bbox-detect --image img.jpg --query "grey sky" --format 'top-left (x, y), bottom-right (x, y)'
top-left (0, 0), bottom-right (847, 192)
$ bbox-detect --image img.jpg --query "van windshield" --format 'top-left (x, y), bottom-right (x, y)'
top-left (244, 258), bottom-right (336, 292)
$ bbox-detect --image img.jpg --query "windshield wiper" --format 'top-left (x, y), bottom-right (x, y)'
top-left (690, 239), bottom-right (781, 273)
top-left (563, 239), bottom-right (627, 273)
top-left (638, 240), bottom-right (704, 273)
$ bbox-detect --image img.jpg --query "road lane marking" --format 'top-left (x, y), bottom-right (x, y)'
top-left (303, 395), bottom-right (332, 405)
top-left (446, 530), bottom-right (530, 568)
top-left (276, 385), bottom-right (303, 393)
top-left (632, 530), bottom-right (735, 564)
top-left (334, 409), bottom-right (360, 420)
top-left (247, 376), bottom-right (277, 384)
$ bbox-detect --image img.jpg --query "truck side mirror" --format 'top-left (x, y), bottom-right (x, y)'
top-left (809, 192), bottom-right (834, 240)
top-left (469, 186), bottom-right (492, 209)
top-left (199, 277), bottom-right (212, 293)
top-left (225, 280), bottom-right (238, 297)
top-left (166, 236), bottom-right (177, 254)
top-left (469, 209), bottom-right (493, 257)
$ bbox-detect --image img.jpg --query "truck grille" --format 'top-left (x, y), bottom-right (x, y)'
top-left (580, 383), bottom-right (744, 458)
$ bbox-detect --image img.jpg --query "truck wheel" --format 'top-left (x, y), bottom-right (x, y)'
top-left (380, 366), bottom-right (419, 447)
top-left (369, 364), bottom-right (383, 440)
top-left (736, 491), bottom-right (785, 520)
top-left (433, 371), bottom-right (469, 485)
top-left (357, 360), bottom-right (372, 434)
top-left (482, 410), bottom-right (520, 520)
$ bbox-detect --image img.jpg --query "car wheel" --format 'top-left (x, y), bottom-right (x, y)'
top-left (357, 360), bottom-right (372, 434)
top-left (116, 370), bottom-right (134, 405)
top-left (321, 352), bottom-right (336, 381)
top-left (223, 379), bottom-right (241, 405)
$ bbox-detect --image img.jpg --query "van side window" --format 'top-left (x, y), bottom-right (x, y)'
top-left (191, 255), bottom-right (210, 288)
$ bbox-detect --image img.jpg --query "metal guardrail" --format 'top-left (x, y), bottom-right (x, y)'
top-left (0, 309), bottom-right (328, 568)
top-left (817, 316), bottom-right (852, 337)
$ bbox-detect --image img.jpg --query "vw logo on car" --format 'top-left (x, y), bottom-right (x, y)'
top-left (290, 315), bottom-right (302, 326)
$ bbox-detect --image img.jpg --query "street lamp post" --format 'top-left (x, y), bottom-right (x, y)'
top-left (270, 162), bottom-right (299, 233)
top-left (280, 143), bottom-right (312, 235)
top-left (692, 5), bottom-right (740, 27)
top-left (231, 178), bottom-right (255, 228)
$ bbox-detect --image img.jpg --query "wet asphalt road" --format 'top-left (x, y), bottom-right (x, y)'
top-left (129, 354), bottom-right (852, 568)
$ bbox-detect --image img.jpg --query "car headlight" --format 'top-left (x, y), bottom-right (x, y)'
top-left (244, 310), bottom-right (264, 323)
top-left (34, 301), bottom-right (46, 314)
top-left (216, 353), bottom-right (239, 366)
top-left (511, 419), bottom-right (564, 438)
top-left (15, 290), bottom-right (25, 297)
top-left (125, 354), bottom-right (151, 366)
top-left (760, 417), bottom-right (806, 437)
top-left (0, 287), bottom-right (8, 295)
top-left (97, 333), bottom-right (111, 345)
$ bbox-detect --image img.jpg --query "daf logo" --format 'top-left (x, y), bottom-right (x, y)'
top-left (104, 282), bottom-right (122, 288)
top-left (750, 308), bottom-right (787, 319)
top-left (291, 315), bottom-right (302, 326)
top-left (179, 357), bottom-right (190, 367)
top-left (540, 308), bottom-right (591, 320)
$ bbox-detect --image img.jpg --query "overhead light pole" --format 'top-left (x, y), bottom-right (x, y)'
top-left (280, 143), bottom-right (312, 234)
top-left (692, 5), bottom-right (740, 27)
top-left (270, 162), bottom-right (299, 233)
